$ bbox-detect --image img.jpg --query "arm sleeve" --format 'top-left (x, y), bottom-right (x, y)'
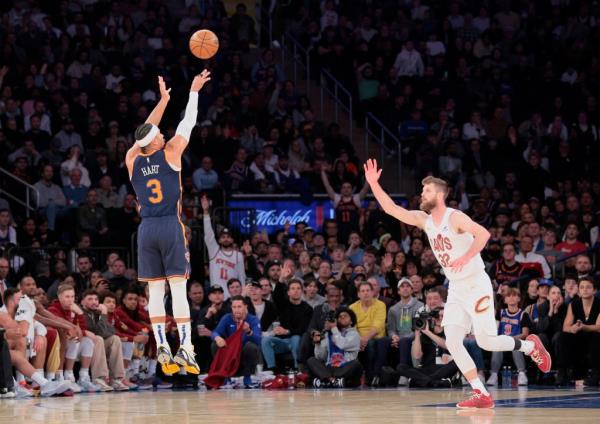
top-left (247, 317), bottom-right (262, 345)
top-left (330, 327), bottom-right (360, 352)
top-left (386, 308), bottom-right (399, 337)
top-left (175, 91), bottom-right (199, 141)
top-left (203, 214), bottom-right (219, 259)
top-left (34, 321), bottom-right (47, 337)
top-left (373, 302), bottom-right (386, 336)
top-left (211, 314), bottom-right (229, 340)
top-left (314, 338), bottom-right (328, 361)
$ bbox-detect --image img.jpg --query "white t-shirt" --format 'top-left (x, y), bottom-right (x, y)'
top-left (15, 295), bottom-right (37, 343)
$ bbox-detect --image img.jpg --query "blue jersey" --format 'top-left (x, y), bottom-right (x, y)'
top-left (498, 308), bottom-right (524, 337)
top-left (130, 150), bottom-right (180, 218)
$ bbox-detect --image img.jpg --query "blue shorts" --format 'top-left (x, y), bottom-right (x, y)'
top-left (137, 215), bottom-right (190, 281)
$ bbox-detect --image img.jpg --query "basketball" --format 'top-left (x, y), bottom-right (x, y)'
top-left (189, 29), bottom-right (219, 59)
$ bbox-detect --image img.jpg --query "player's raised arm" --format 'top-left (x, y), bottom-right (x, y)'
top-left (145, 75), bottom-right (171, 126)
top-left (363, 159), bottom-right (426, 228)
top-left (166, 70), bottom-right (211, 158)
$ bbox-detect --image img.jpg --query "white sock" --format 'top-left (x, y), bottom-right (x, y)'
top-left (152, 323), bottom-right (168, 347)
top-left (56, 370), bottom-right (64, 381)
top-left (64, 370), bottom-right (75, 382)
top-left (45, 372), bottom-right (55, 381)
top-left (148, 359), bottom-right (158, 376)
top-left (470, 378), bottom-right (490, 395)
top-left (16, 372), bottom-right (25, 383)
top-left (31, 371), bottom-right (48, 387)
top-left (519, 340), bottom-right (534, 355)
top-left (131, 359), bottom-right (141, 374)
top-left (79, 368), bottom-right (90, 382)
top-left (177, 322), bottom-right (193, 350)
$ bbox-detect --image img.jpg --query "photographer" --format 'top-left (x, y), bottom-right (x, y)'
top-left (396, 307), bottom-right (459, 388)
top-left (307, 307), bottom-right (363, 388)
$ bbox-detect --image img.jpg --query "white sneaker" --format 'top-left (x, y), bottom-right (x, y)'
top-left (40, 380), bottom-right (72, 397)
top-left (66, 381), bottom-right (82, 393)
top-left (94, 378), bottom-right (114, 392)
top-left (79, 380), bottom-right (101, 392)
top-left (14, 384), bottom-right (34, 398)
top-left (398, 376), bottom-right (409, 386)
top-left (486, 373), bottom-right (498, 386)
top-left (110, 379), bottom-right (130, 392)
top-left (518, 371), bottom-right (528, 386)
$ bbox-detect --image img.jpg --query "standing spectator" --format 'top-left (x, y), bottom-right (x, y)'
top-left (201, 195), bottom-right (246, 298)
top-left (349, 281), bottom-right (388, 386)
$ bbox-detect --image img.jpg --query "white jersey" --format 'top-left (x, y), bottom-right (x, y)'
top-left (15, 294), bottom-right (37, 343)
top-left (423, 207), bottom-right (485, 282)
top-left (203, 215), bottom-right (246, 299)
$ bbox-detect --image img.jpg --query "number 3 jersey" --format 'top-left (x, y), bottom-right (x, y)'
top-left (131, 150), bottom-right (181, 217)
top-left (423, 207), bottom-right (485, 282)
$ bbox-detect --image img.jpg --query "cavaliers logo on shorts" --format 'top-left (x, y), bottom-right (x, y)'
top-left (474, 295), bottom-right (491, 314)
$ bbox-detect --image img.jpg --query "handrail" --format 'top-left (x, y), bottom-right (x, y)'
top-left (257, 1), bottom-right (274, 47)
top-left (281, 31), bottom-right (310, 89)
top-left (364, 112), bottom-right (402, 192)
top-left (0, 167), bottom-right (39, 217)
top-left (320, 69), bottom-right (353, 146)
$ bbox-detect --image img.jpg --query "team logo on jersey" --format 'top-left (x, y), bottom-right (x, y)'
top-left (474, 295), bottom-right (491, 313)
top-left (430, 234), bottom-right (453, 253)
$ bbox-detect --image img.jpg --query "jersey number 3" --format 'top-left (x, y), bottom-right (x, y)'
top-left (147, 179), bottom-right (163, 204)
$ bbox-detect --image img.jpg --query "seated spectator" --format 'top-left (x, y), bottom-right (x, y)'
top-left (349, 281), bottom-right (388, 386)
top-left (34, 165), bottom-right (69, 232)
top-left (246, 280), bottom-right (277, 334)
top-left (192, 156), bottom-right (220, 192)
top-left (486, 288), bottom-right (531, 386)
top-left (48, 284), bottom-right (99, 392)
top-left (515, 235), bottom-right (551, 279)
top-left (0, 209), bottom-right (17, 249)
top-left (211, 296), bottom-right (262, 388)
top-left (194, 286), bottom-right (231, 371)
top-left (80, 289), bottom-right (130, 391)
top-left (303, 278), bottom-right (325, 309)
top-left (387, 277), bottom-right (424, 369)
top-left (0, 289), bottom-right (71, 397)
top-left (77, 189), bottom-right (109, 243)
top-left (108, 259), bottom-right (131, 293)
top-left (60, 145), bottom-right (91, 188)
top-left (489, 242), bottom-right (524, 287)
top-left (556, 224), bottom-right (588, 258)
top-left (396, 306), bottom-right (459, 388)
top-left (264, 271), bottom-right (313, 371)
top-left (63, 168), bottom-right (89, 207)
top-left (307, 306), bottom-right (363, 388)
top-left (557, 277), bottom-right (600, 387)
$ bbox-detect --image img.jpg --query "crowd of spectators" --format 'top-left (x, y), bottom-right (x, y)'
top-left (1, 0), bottom-right (600, 396)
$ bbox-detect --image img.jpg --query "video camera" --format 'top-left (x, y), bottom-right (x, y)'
top-left (412, 309), bottom-right (440, 331)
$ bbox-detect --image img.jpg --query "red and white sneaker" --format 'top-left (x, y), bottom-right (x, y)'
top-left (526, 334), bottom-right (552, 373)
top-left (456, 390), bottom-right (495, 409)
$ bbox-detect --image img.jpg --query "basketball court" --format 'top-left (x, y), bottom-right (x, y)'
top-left (2, 388), bottom-right (599, 423)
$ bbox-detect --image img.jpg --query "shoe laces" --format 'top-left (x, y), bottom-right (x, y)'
top-left (468, 390), bottom-right (483, 400)
top-left (530, 350), bottom-right (543, 365)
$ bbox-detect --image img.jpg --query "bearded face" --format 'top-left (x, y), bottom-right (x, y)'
top-left (419, 183), bottom-right (441, 212)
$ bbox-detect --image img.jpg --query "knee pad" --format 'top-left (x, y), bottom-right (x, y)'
top-left (168, 277), bottom-right (190, 319)
top-left (79, 336), bottom-right (95, 358)
top-left (148, 280), bottom-right (167, 318)
top-left (65, 340), bottom-right (80, 360)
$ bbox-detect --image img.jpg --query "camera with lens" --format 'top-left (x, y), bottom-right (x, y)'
top-left (412, 309), bottom-right (440, 331)
top-left (325, 310), bottom-right (337, 323)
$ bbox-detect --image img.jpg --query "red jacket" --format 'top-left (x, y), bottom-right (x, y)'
top-left (48, 300), bottom-right (87, 331)
top-left (107, 312), bottom-right (137, 341)
top-left (114, 305), bottom-right (149, 334)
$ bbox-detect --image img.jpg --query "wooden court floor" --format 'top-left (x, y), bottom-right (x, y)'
top-left (1, 388), bottom-right (599, 424)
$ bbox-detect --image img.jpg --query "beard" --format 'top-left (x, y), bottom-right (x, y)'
top-left (419, 198), bottom-right (437, 212)
top-left (220, 240), bottom-right (233, 248)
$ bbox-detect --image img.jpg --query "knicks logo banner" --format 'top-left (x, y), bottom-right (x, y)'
top-left (474, 295), bottom-right (491, 313)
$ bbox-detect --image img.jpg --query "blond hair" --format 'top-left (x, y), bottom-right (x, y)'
top-left (421, 176), bottom-right (449, 198)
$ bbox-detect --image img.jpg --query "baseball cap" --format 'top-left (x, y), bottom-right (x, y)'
top-left (304, 226), bottom-right (315, 233)
top-left (208, 285), bottom-right (224, 294)
top-left (538, 279), bottom-right (554, 287)
top-left (265, 260), bottom-right (282, 272)
top-left (245, 280), bottom-right (261, 288)
top-left (219, 227), bottom-right (231, 237)
top-left (397, 277), bottom-right (413, 288)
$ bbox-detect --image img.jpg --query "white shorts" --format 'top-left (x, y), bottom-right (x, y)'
top-left (441, 270), bottom-right (497, 336)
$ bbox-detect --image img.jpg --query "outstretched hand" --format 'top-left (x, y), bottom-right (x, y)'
top-left (191, 69), bottom-right (211, 92)
top-left (363, 159), bottom-right (382, 185)
top-left (158, 76), bottom-right (171, 101)
top-left (200, 194), bottom-right (210, 213)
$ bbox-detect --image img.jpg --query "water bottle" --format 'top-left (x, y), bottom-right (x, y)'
top-left (511, 368), bottom-right (518, 388)
top-left (287, 370), bottom-right (296, 390)
top-left (502, 366), bottom-right (510, 388)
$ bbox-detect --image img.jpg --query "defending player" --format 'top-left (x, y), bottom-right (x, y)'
top-left (126, 71), bottom-right (211, 375)
top-left (364, 159), bottom-right (550, 409)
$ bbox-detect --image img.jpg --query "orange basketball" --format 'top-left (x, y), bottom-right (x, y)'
top-left (189, 29), bottom-right (219, 59)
